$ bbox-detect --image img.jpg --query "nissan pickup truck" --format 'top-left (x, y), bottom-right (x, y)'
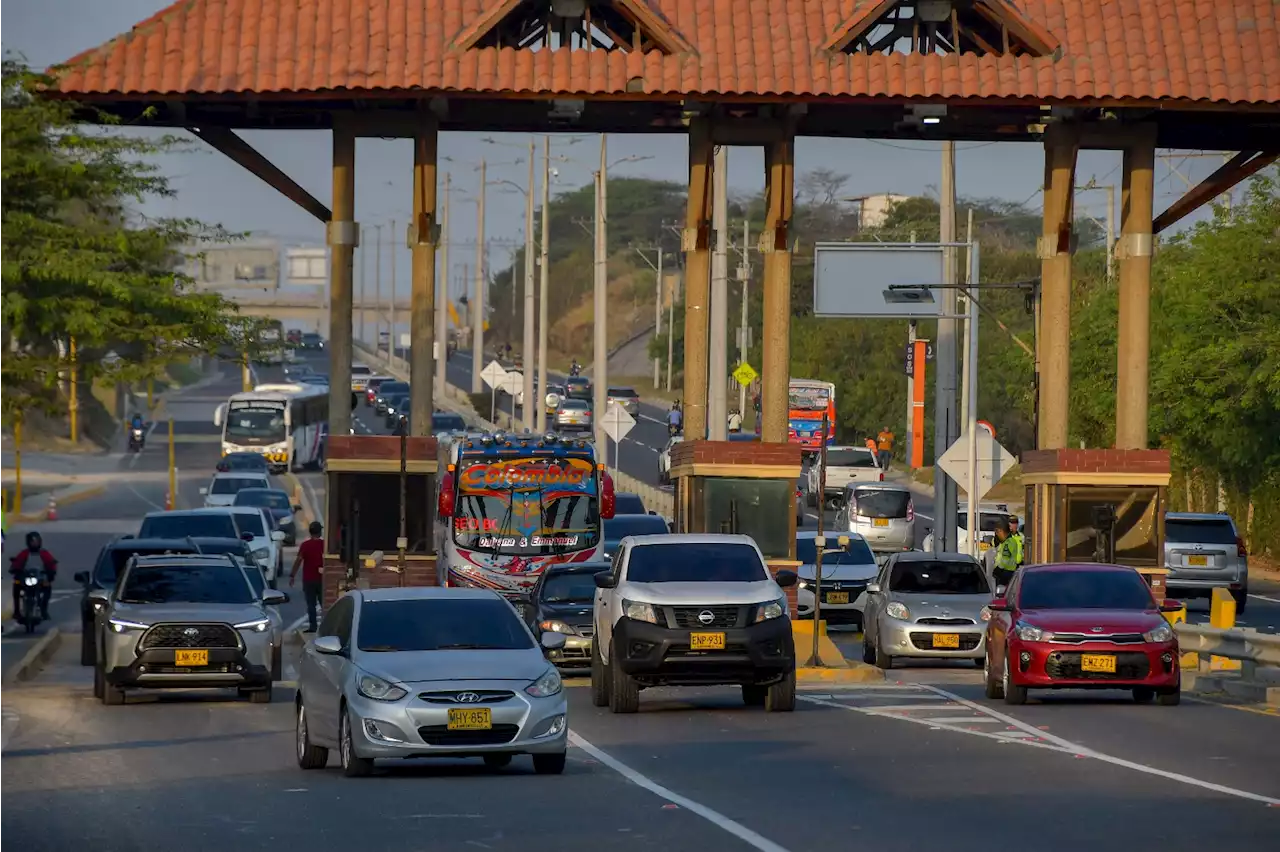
top-left (805, 446), bottom-right (884, 509)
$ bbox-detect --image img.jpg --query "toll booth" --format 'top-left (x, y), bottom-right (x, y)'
top-left (322, 435), bottom-right (439, 607)
top-left (1021, 448), bottom-right (1171, 602)
top-left (669, 440), bottom-right (804, 613)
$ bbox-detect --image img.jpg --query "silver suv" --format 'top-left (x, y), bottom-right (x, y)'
top-left (1163, 512), bottom-right (1249, 612)
top-left (91, 554), bottom-right (286, 705)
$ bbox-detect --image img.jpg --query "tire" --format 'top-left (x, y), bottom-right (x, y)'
top-left (590, 640), bottom-right (610, 708)
top-left (861, 633), bottom-right (876, 665)
top-left (1232, 587), bottom-right (1248, 614)
top-left (533, 752), bottom-right (567, 775)
top-left (295, 700), bottom-right (329, 769)
top-left (340, 706), bottom-right (374, 777)
top-left (102, 681), bottom-right (126, 705)
top-left (1132, 687), bottom-right (1155, 704)
top-left (22, 595), bottom-right (36, 634)
top-left (483, 754), bottom-right (513, 769)
top-left (742, 684), bottom-right (767, 706)
top-left (765, 670), bottom-right (796, 712)
top-left (1156, 685), bottom-right (1181, 706)
top-left (80, 620), bottom-right (95, 666)
top-left (874, 637), bottom-right (894, 670)
top-left (607, 644), bottom-right (640, 714)
top-left (93, 662), bottom-right (105, 699)
top-left (271, 646), bottom-right (283, 682)
top-left (1002, 651), bottom-right (1028, 705)
top-left (983, 651), bottom-right (1004, 700)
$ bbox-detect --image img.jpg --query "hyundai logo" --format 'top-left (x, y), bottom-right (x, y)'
top-left (697, 610), bottom-right (716, 625)
top-left (182, 627), bottom-right (199, 638)
top-left (455, 692), bottom-right (481, 704)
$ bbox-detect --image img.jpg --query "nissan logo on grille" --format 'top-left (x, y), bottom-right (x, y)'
top-left (697, 610), bottom-right (716, 625)
top-left (455, 692), bottom-right (481, 704)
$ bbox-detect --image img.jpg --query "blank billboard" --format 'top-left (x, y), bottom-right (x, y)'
top-left (813, 242), bottom-right (948, 319)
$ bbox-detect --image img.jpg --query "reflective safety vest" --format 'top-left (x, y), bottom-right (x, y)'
top-left (994, 536), bottom-right (1019, 572)
top-left (1010, 532), bottom-right (1026, 566)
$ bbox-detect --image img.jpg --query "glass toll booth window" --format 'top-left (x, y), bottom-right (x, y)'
top-left (1062, 486), bottom-right (1163, 567)
top-left (692, 478), bottom-right (792, 560)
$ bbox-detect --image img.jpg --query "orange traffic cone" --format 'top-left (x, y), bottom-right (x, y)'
top-left (46, 494), bottom-right (58, 521)
top-left (164, 491), bottom-right (173, 510)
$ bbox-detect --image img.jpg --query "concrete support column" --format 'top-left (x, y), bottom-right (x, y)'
top-left (681, 120), bottom-right (714, 440)
top-left (759, 134), bottom-right (795, 444)
top-left (326, 120), bottom-right (357, 437)
top-left (409, 123), bottom-right (439, 435)
top-left (1115, 132), bottom-right (1156, 449)
top-left (1036, 124), bottom-right (1079, 449)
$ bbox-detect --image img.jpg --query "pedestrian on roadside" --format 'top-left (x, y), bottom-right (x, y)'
top-left (876, 426), bottom-right (895, 470)
top-left (727, 409), bottom-right (743, 433)
top-left (289, 521), bottom-right (325, 633)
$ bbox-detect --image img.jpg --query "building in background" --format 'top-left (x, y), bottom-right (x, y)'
top-left (844, 193), bottom-right (913, 230)
top-left (180, 239), bottom-right (282, 291)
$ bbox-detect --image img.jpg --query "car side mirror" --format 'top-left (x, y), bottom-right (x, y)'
top-left (270, 530), bottom-right (285, 542)
top-left (199, 487), bottom-right (209, 495)
top-left (593, 571), bottom-right (616, 590)
top-left (988, 598), bottom-right (1011, 612)
top-left (313, 635), bottom-right (344, 655)
top-left (773, 569), bottom-right (798, 588)
top-left (241, 532), bottom-right (255, 542)
top-left (263, 589), bottom-right (288, 605)
top-left (994, 585), bottom-right (1007, 597)
top-left (866, 582), bottom-right (882, 595)
top-left (74, 571), bottom-right (89, 585)
top-left (1160, 599), bottom-right (1184, 613)
top-left (540, 632), bottom-right (567, 650)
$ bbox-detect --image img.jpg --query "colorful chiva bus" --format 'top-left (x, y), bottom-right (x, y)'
top-left (436, 433), bottom-right (616, 596)
top-left (788, 379), bottom-right (837, 450)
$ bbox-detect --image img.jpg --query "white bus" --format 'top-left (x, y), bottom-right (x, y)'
top-left (214, 382), bottom-right (328, 473)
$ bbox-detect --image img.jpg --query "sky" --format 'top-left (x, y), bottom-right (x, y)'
top-left (5, 0), bottom-right (1236, 309)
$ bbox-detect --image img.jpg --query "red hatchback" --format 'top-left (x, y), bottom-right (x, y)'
top-left (983, 562), bottom-right (1182, 706)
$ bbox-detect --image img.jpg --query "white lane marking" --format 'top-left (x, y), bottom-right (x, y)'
top-left (638, 414), bottom-right (666, 426)
top-left (568, 731), bottom-right (792, 852)
top-left (930, 716), bottom-right (1003, 724)
top-left (862, 703), bottom-right (961, 711)
top-left (1248, 593), bottom-right (1280, 604)
top-left (918, 684), bottom-right (1084, 751)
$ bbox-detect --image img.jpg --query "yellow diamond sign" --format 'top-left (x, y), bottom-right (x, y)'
top-left (732, 362), bottom-right (758, 387)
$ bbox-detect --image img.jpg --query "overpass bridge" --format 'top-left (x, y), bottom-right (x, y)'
top-left (212, 291), bottom-right (415, 335)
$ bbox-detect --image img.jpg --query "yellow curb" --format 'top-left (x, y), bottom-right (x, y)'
top-left (12, 483), bottom-right (108, 522)
top-left (792, 620), bottom-right (849, 668)
top-left (797, 664), bottom-right (885, 684)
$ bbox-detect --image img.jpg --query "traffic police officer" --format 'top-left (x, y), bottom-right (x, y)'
top-left (991, 516), bottom-right (1019, 588)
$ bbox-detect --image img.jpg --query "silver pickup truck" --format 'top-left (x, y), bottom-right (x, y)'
top-left (805, 446), bottom-right (884, 509)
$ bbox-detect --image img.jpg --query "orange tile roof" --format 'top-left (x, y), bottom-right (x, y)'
top-left (54, 0), bottom-right (1280, 107)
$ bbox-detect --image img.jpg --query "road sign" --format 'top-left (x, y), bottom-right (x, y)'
top-left (600, 404), bottom-right (636, 443)
top-left (480, 360), bottom-right (508, 391)
top-left (936, 430), bottom-right (1016, 501)
top-left (977, 420), bottom-right (995, 438)
top-left (499, 370), bottom-right (523, 397)
top-left (732, 362), bottom-right (758, 387)
top-left (904, 344), bottom-right (914, 377)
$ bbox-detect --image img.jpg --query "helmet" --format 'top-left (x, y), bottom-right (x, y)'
top-left (25, 531), bottom-right (42, 549)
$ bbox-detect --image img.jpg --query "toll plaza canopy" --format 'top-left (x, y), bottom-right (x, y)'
top-left (50, 0), bottom-right (1280, 146)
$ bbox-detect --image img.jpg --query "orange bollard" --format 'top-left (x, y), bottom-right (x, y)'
top-left (46, 494), bottom-right (58, 521)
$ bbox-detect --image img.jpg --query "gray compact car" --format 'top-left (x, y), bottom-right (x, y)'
top-left (295, 587), bottom-right (570, 777)
top-left (1163, 512), bottom-right (1249, 611)
top-left (555, 398), bottom-right (592, 432)
top-left (606, 387), bottom-right (640, 417)
top-left (834, 482), bottom-right (915, 554)
top-left (861, 552), bottom-right (994, 669)
top-left (91, 554), bottom-right (286, 705)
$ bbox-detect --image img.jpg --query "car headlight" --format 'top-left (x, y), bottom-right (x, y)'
top-left (1143, 623), bottom-right (1174, 643)
top-left (885, 601), bottom-right (911, 621)
top-left (252, 547), bottom-right (271, 562)
top-left (622, 599), bottom-right (660, 624)
top-left (525, 667), bottom-right (563, 698)
top-left (980, 606), bottom-right (992, 622)
top-left (357, 674), bottom-right (408, 702)
top-left (109, 618), bottom-right (149, 633)
top-left (539, 619), bottom-right (575, 635)
top-left (1014, 621), bottom-right (1049, 642)
top-left (754, 595), bottom-right (787, 623)
top-left (234, 617), bottom-right (271, 633)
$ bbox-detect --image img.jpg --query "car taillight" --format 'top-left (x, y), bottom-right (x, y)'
top-left (1237, 536), bottom-right (1247, 557)
top-left (907, 499), bottom-right (914, 522)
top-left (878, 472), bottom-right (884, 481)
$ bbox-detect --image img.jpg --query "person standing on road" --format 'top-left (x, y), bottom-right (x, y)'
top-left (289, 521), bottom-right (325, 633)
top-left (876, 426), bottom-right (894, 470)
top-left (991, 517), bottom-right (1019, 588)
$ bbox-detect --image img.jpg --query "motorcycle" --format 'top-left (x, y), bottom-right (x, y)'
top-left (569, 363), bottom-right (581, 377)
top-left (668, 422), bottom-right (683, 438)
top-left (15, 566), bottom-right (46, 634)
top-left (128, 426), bottom-right (146, 452)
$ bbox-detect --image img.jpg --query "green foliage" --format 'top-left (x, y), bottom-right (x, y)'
top-left (1, 59), bottom-right (248, 420)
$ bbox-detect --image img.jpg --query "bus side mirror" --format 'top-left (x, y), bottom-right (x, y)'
top-left (213, 404), bottom-right (226, 428)
top-left (600, 471), bottom-right (616, 520)
top-left (438, 472), bottom-right (455, 518)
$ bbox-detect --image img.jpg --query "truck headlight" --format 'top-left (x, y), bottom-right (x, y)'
top-left (754, 595), bottom-right (787, 622)
top-left (109, 618), bottom-right (149, 633)
top-left (621, 599), bottom-right (659, 624)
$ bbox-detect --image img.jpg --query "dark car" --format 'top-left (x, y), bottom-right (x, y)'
top-left (565, 376), bottom-right (591, 401)
top-left (602, 513), bottom-right (671, 560)
top-left (519, 562), bottom-right (609, 672)
top-left (613, 492), bottom-right (647, 515)
top-left (216, 452), bottom-right (271, 474)
top-left (432, 412), bottom-right (467, 434)
top-left (300, 333), bottom-right (324, 350)
top-left (382, 393), bottom-right (410, 429)
top-left (299, 373), bottom-right (328, 386)
top-left (376, 381), bottom-right (410, 414)
top-left (74, 537), bottom-right (202, 665)
top-left (233, 487), bottom-right (302, 545)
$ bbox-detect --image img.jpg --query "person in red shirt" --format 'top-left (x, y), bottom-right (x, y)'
top-left (289, 521), bottom-right (325, 632)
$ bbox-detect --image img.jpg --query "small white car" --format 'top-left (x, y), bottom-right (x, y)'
top-left (202, 472), bottom-right (271, 508)
top-left (228, 506), bottom-right (287, 587)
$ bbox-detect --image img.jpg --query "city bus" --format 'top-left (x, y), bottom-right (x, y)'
top-left (788, 379), bottom-right (837, 451)
top-left (213, 382), bottom-right (328, 473)
top-left (256, 319), bottom-right (287, 365)
top-left (436, 432), bottom-right (616, 597)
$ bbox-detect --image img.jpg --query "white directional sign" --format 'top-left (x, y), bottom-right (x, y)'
top-left (499, 370), bottom-right (524, 397)
top-left (480, 360), bottom-right (509, 391)
top-left (600, 404), bottom-right (637, 443)
top-left (936, 430), bottom-right (1016, 501)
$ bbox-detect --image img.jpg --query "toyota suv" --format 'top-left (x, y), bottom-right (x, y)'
top-left (90, 554), bottom-right (286, 705)
top-left (590, 533), bottom-right (798, 714)
top-left (1163, 512), bottom-right (1249, 611)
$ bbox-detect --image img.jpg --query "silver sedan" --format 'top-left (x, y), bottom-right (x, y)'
top-left (295, 586), bottom-right (569, 777)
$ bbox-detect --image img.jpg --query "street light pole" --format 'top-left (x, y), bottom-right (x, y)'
top-left (373, 224), bottom-right (383, 352)
top-left (522, 138), bottom-right (536, 431)
top-left (653, 248), bottom-right (663, 389)
top-left (436, 173), bottom-right (450, 392)
top-left (472, 160), bottom-right (486, 394)
top-left (593, 136), bottom-right (609, 463)
top-left (707, 145), bottom-right (729, 441)
top-left (536, 135), bottom-right (552, 433)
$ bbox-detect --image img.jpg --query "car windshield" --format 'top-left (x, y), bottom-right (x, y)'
top-left (1018, 569), bottom-right (1154, 610)
top-left (559, 399), bottom-right (588, 410)
top-left (432, 414), bottom-right (466, 432)
top-left (224, 405), bottom-right (286, 443)
top-left (795, 537), bottom-right (876, 566)
top-left (604, 515), bottom-right (667, 540)
top-left (140, 514), bottom-right (238, 540)
top-left (452, 460), bottom-right (600, 556)
top-left (1166, 518), bottom-right (1237, 545)
top-left (98, 546), bottom-right (197, 585)
top-left (220, 454), bottom-right (268, 471)
top-left (539, 572), bottom-right (598, 603)
top-left (212, 477), bottom-right (266, 495)
top-left (384, 395), bottom-right (408, 410)
top-left (957, 512), bottom-right (1008, 532)
top-left (119, 563), bottom-right (255, 604)
top-left (607, 388), bottom-right (636, 397)
top-left (234, 490), bottom-right (292, 510)
top-left (352, 365), bottom-right (371, 376)
top-left (380, 382), bottom-right (409, 397)
top-left (888, 560), bottom-right (989, 594)
top-left (612, 494), bottom-right (646, 514)
top-left (356, 598), bottom-right (534, 651)
top-left (626, 543), bottom-right (767, 583)
top-left (826, 449), bottom-right (876, 467)
top-left (233, 512), bottom-right (266, 537)
top-left (853, 489), bottom-right (910, 518)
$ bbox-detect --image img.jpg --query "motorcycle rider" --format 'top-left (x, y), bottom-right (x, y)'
top-left (9, 531), bottom-right (57, 621)
top-left (569, 359), bottom-right (582, 377)
top-left (666, 400), bottom-right (683, 436)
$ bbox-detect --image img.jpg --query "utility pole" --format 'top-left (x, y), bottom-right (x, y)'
top-left (959, 208), bottom-right (974, 437)
top-left (358, 226), bottom-right (368, 344)
top-left (593, 135), bottom-right (609, 462)
top-left (653, 248), bottom-right (664, 389)
top-left (536, 136), bottom-right (552, 433)
top-left (68, 337), bottom-right (79, 443)
top-left (736, 218), bottom-right (751, 418)
top-left (472, 159), bottom-right (486, 394)
top-left (522, 138), bottom-right (536, 431)
top-left (707, 145), bottom-right (729, 441)
top-left (388, 218), bottom-right (397, 362)
top-left (905, 320), bottom-right (917, 465)
top-left (373, 224), bottom-right (383, 352)
top-left (436, 173), bottom-right (451, 392)
top-left (934, 141), bottom-right (959, 552)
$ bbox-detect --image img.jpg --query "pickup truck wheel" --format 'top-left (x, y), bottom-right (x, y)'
top-left (590, 640), bottom-right (610, 707)
top-left (607, 645), bottom-right (639, 714)
top-left (765, 670), bottom-right (796, 712)
top-left (742, 684), bottom-right (767, 706)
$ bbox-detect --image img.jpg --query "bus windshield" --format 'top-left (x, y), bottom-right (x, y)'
top-left (225, 404), bottom-right (286, 444)
top-left (451, 458), bottom-right (600, 556)
top-left (788, 387), bottom-right (830, 411)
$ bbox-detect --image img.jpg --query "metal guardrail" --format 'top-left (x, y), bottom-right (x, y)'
top-left (1174, 623), bottom-right (1280, 674)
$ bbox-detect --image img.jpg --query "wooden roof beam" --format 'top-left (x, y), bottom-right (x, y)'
top-left (189, 126), bottom-right (331, 223)
top-left (823, 0), bottom-right (900, 52)
top-left (1153, 150), bottom-right (1279, 233)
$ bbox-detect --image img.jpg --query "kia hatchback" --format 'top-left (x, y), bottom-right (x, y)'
top-left (835, 483), bottom-right (914, 554)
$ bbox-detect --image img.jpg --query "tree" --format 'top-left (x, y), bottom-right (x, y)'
top-left (1, 60), bottom-right (247, 420)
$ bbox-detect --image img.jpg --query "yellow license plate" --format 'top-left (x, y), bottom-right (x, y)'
top-left (690, 632), bottom-right (726, 650)
top-left (447, 708), bottom-right (492, 730)
top-left (933, 633), bottom-right (960, 649)
top-left (1081, 653), bottom-right (1117, 673)
top-left (979, 541), bottom-right (991, 551)
top-left (826, 592), bottom-right (850, 605)
top-left (1187, 555), bottom-right (1208, 566)
top-left (175, 649), bottom-right (208, 666)
top-left (873, 518), bottom-right (889, 527)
